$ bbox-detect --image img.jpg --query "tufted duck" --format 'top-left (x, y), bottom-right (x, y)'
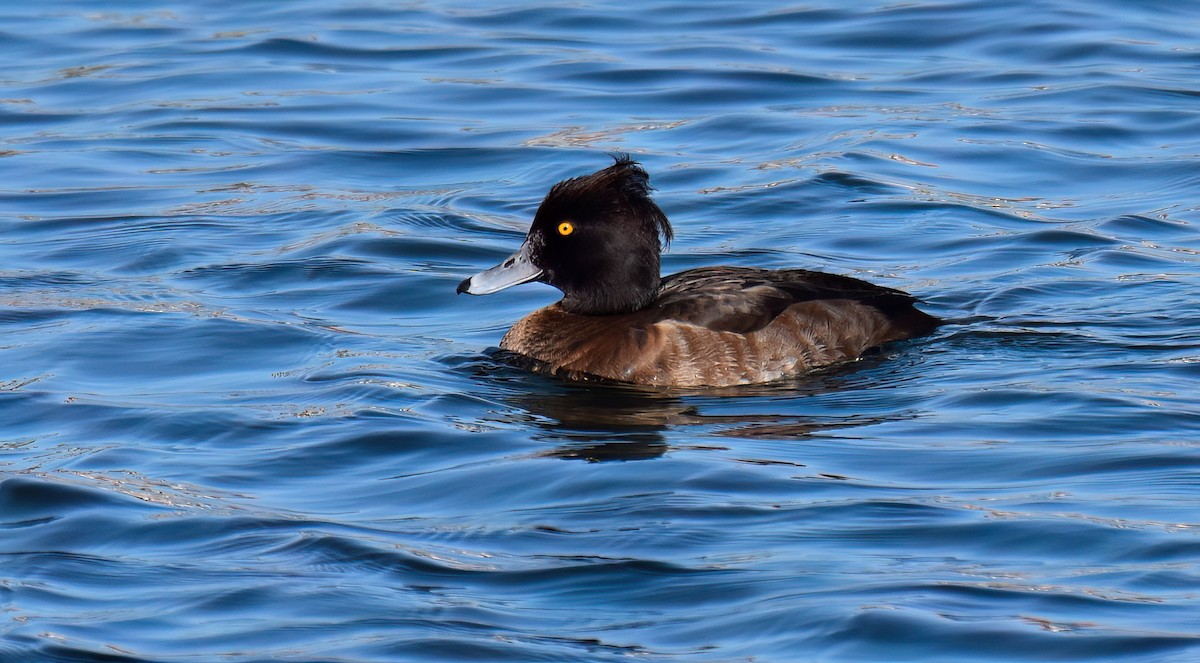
top-left (457, 156), bottom-right (939, 387)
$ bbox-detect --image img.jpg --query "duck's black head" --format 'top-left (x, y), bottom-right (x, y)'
top-left (457, 155), bottom-right (673, 315)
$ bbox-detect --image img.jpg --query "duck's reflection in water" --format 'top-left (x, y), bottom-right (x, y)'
top-left (478, 350), bottom-right (915, 462)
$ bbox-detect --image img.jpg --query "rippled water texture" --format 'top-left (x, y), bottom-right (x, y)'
top-left (3, 1), bottom-right (1200, 661)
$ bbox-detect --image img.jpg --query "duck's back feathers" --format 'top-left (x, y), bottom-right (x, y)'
top-left (654, 267), bottom-right (935, 335)
top-left (500, 266), bottom-right (939, 387)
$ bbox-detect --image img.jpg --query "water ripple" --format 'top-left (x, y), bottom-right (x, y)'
top-left (2, 1), bottom-right (1200, 661)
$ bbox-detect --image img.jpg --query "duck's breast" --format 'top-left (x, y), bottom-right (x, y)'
top-left (500, 298), bottom-right (904, 387)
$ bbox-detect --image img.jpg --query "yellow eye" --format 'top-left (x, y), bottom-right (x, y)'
top-left (557, 221), bottom-right (574, 236)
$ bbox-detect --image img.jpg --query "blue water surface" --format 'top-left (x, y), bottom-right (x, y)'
top-left (2, 1), bottom-right (1199, 661)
